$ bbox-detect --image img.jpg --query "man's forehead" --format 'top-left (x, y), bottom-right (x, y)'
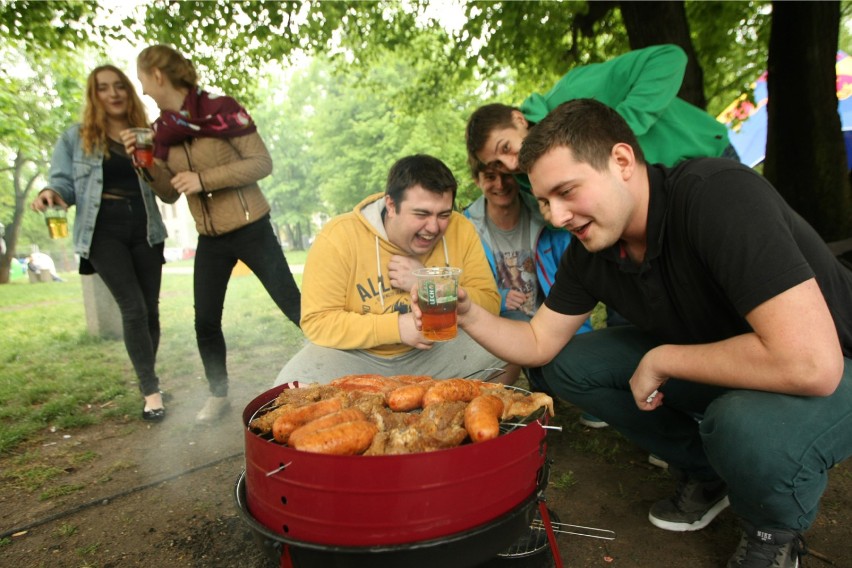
top-left (529, 147), bottom-right (581, 192)
top-left (481, 128), bottom-right (512, 155)
top-left (397, 186), bottom-right (453, 210)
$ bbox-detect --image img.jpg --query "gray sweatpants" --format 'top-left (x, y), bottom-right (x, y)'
top-left (274, 329), bottom-right (507, 386)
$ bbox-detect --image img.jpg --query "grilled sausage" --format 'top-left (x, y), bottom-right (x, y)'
top-left (389, 374), bottom-right (434, 384)
top-left (386, 384), bottom-right (429, 411)
top-left (331, 374), bottom-right (402, 394)
top-left (288, 408), bottom-right (367, 447)
top-left (271, 397), bottom-right (345, 443)
top-left (464, 394), bottom-right (505, 443)
top-left (290, 420), bottom-right (378, 455)
top-left (422, 378), bottom-right (481, 407)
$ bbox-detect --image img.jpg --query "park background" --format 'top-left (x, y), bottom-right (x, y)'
top-left (3, 0), bottom-right (852, 282)
top-left (1, 2), bottom-right (852, 566)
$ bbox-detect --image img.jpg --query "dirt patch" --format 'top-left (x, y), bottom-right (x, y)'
top-left (1, 374), bottom-right (850, 568)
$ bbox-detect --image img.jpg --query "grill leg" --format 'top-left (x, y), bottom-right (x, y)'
top-left (537, 500), bottom-right (564, 568)
top-left (280, 544), bottom-right (296, 568)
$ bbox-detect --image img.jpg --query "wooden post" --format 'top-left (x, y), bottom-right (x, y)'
top-left (81, 274), bottom-right (123, 340)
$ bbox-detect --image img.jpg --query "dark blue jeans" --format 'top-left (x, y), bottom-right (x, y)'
top-left (194, 215), bottom-right (301, 396)
top-left (538, 325), bottom-right (852, 531)
top-left (87, 197), bottom-right (164, 396)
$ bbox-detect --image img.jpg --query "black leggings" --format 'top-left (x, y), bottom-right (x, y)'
top-left (194, 215), bottom-right (301, 396)
top-left (86, 197), bottom-right (164, 396)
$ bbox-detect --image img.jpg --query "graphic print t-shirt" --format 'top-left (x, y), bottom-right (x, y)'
top-left (486, 209), bottom-right (538, 315)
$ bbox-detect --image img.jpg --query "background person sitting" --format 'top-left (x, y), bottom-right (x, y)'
top-left (25, 252), bottom-right (64, 283)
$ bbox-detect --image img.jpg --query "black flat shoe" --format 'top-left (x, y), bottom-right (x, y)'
top-left (142, 406), bottom-right (166, 422)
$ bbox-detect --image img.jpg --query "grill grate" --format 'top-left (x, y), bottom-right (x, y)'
top-left (497, 509), bottom-right (560, 559)
top-left (248, 382), bottom-right (549, 440)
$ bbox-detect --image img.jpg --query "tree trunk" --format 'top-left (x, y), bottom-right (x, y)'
top-left (1, 152), bottom-right (40, 284)
top-left (764, 1), bottom-right (852, 240)
top-left (619, 1), bottom-right (707, 108)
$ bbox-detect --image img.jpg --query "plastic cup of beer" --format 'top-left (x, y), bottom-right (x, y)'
top-left (129, 127), bottom-right (154, 167)
top-left (414, 267), bottom-right (462, 341)
top-left (44, 206), bottom-right (68, 239)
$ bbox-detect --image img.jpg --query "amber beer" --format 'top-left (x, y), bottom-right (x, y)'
top-left (421, 298), bottom-right (458, 341)
top-left (130, 128), bottom-right (155, 168)
top-left (44, 206), bottom-right (68, 239)
top-left (134, 146), bottom-right (154, 168)
top-left (414, 267), bottom-right (462, 342)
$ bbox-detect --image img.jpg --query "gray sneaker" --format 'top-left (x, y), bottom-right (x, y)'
top-left (727, 521), bottom-right (805, 567)
top-left (578, 413), bottom-right (608, 428)
top-left (196, 396), bottom-right (230, 423)
top-left (648, 470), bottom-right (729, 531)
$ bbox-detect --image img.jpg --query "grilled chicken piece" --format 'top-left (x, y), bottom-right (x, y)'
top-left (272, 384), bottom-right (338, 407)
top-left (249, 403), bottom-right (300, 434)
top-left (370, 407), bottom-right (419, 432)
top-left (489, 390), bottom-right (555, 420)
top-left (372, 401), bottom-right (468, 455)
top-left (347, 391), bottom-right (387, 416)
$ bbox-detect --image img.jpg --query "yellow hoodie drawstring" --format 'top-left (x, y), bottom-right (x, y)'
top-left (375, 235), bottom-right (385, 308)
top-left (375, 235), bottom-right (451, 309)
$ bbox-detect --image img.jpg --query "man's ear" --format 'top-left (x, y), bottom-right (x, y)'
top-left (384, 195), bottom-right (396, 216)
top-left (511, 110), bottom-right (529, 129)
top-left (611, 143), bottom-right (636, 180)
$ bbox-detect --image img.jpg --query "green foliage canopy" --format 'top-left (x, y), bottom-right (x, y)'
top-left (3, 0), bottom-right (850, 262)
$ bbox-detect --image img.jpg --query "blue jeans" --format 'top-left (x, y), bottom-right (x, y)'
top-left (194, 215), bottom-right (301, 396)
top-left (87, 197), bottom-right (164, 396)
top-left (538, 325), bottom-right (852, 530)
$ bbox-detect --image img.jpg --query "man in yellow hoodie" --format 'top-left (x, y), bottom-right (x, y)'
top-left (275, 154), bottom-right (514, 385)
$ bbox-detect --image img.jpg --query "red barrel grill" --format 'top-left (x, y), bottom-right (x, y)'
top-left (238, 382), bottom-right (563, 568)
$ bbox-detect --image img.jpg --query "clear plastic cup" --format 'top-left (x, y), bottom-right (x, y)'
top-left (44, 206), bottom-right (68, 239)
top-left (414, 267), bottom-right (462, 341)
top-left (129, 127), bottom-right (154, 167)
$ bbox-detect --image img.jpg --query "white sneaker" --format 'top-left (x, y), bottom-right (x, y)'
top-left (196, 396), bottom-right (230, 423)
top-left (579, 413), bottom-right (609, 428)
top-left (648, 454), bottom-right (669, 469)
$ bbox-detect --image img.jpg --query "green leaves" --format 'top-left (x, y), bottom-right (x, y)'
top-left (0, 0), bottom-right (98, 51)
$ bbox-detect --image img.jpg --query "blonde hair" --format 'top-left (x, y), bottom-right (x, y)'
top-left (137, 44), bottom-right (198, 90)
top-left (80, 65), bottom-right (149, 156)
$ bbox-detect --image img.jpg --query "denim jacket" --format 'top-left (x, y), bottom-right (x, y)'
top-left (46, 124), bottom-right (170, 258)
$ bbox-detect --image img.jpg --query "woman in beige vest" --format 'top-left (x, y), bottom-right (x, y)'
top-left (123, 45), bottom-right (301, 423)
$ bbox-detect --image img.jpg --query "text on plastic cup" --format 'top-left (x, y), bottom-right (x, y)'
top-left (414, 267), bottom-right (462, 342)
top-left (130, 128), bottom-right (155, 168)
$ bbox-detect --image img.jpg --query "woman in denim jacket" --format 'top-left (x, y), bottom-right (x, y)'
top-left (31, 65), bottom-right (179, 422)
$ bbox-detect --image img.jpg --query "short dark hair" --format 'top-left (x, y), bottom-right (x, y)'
top-left (518, 99), bottom-right (646, 173)
top-left (465, 103), bottom-right (518, 161)
top-left (385, 154), bottom-right (457, 205)
top-left (467, 152), bottom-right (488, 180)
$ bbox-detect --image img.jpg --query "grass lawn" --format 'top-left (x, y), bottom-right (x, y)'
top-left (0, 254), bottom-right (306, 455)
